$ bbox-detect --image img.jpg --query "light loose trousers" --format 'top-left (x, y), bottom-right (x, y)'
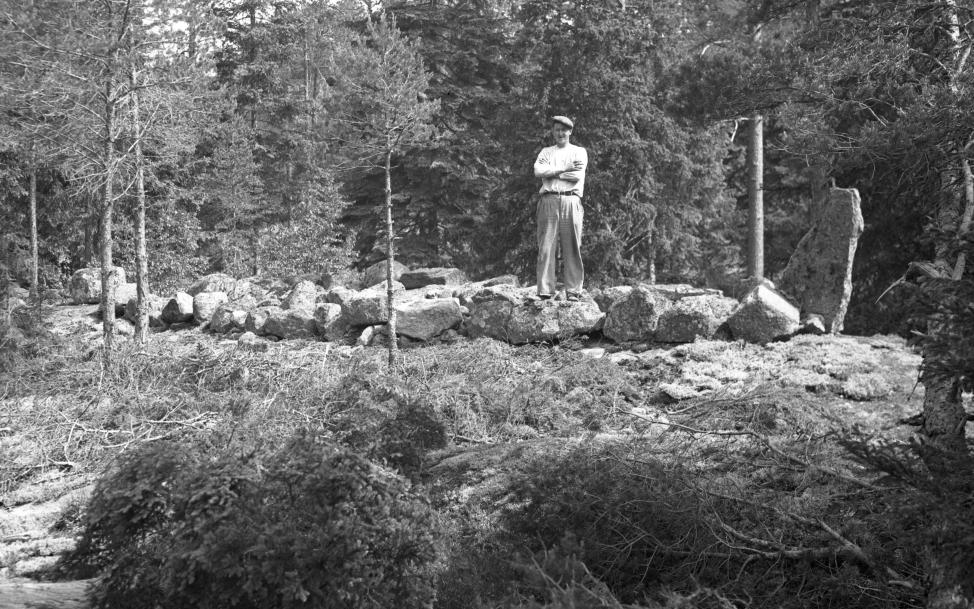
top-left (536, 193), bottom-right (584, 295)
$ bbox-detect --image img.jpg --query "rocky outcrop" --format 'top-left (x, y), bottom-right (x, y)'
top-left (193, 292), bottom-right (228, 324)
top-left (776, 188), bottom-right (864, 333)
top-left (727, 284), bottom-right (800, 343)
top-left (655, 294), bottom-right (737, 343)
top-left (465, 285), bottom-right (604, 344)
top-left (395, 298), bottom-right (463, 340)
top-left (362, 259), bottom-right (408, 287)
top-left (482, 274), bottom-right (519, 288)
top-left (244, 307), bottom-right (274, 335)
top-left (161, 292), bottom-right (194, 324)
top-left (400, 267), bottom-right (467, 290)
top-left (68, 267), bottom-right (125, 305)
top-left (187, 273), bottom-right (236, 297)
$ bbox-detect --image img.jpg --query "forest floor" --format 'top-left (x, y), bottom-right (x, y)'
top-left (1, 302), bottom-right (965, 608)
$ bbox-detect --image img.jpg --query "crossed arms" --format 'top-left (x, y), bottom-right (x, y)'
top-left (534, 150), bottom-right (587, 182)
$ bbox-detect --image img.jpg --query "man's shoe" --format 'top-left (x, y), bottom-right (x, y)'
top-left (566, 291), bottom-right (583, 302)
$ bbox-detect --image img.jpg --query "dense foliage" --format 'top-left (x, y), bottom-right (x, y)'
top-left (67, 432), bottom-right (442, 609)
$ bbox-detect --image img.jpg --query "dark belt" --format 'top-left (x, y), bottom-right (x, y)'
top-left (541, 191), bottom-right (580, 197)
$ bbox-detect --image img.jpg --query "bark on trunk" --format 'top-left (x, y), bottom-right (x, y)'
top-left (747, 114), bottom-right (764, 280)
top-left (132, 69), bottom-right (149, 344)
top-left (951, 156), bottom-right (973, 279)
top-left (29, 161), bottom-right (39, 324)
top-left (384, 149), bottom-right (398, 367)
top-left (100, 85), bottom-right (116, 362)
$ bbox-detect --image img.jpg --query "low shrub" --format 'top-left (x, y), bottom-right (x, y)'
top-left (64, 431), bottom-right (442, 609)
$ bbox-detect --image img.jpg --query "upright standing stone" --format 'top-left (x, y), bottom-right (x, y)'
top-left (776, 188), bottom-right (864, 333)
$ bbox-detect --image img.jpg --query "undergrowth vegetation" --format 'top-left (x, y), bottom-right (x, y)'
top-left (0, 325), bottom-right (966, 608)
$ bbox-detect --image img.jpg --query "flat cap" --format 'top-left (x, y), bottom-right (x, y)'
top-left (551, 115), bottom-right (574, 129)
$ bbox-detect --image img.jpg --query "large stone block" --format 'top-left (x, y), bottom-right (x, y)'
top-left (193, 291), bottom-right (228, 324)
top-left (399, 267), bottom-right (467, 289)
top-left (362, 259), bottom-right (408, 288)
top-left (466, 285), bottom-right (604, 344)
top-left (776, 188), bottom-right (864, 333)
top-left (655, 294), bottom-right (738, 343)
top-left (602, 285), bottom-right (673, 342)
top-left (210, 304), bottom-right (248, 334)
top-left (69, 266), bottom-right (125, 305)
top-left (283, 279), bottom-right (317, 313)
top-left (161, 292), bottom-right (194, 324)
top-left (395, 298), bottom-right (462, 340)
top-left (263, 307), bottom-right (317, 340)
top-left (341, 282), bottom-right (405, 326)
top-left (124, 294), bottom-right (167, 327)
top-left (727, 284), bottom-right (800, 344)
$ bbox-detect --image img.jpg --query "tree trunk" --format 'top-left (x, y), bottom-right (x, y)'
top-left (951, 155), bottom-right (973, 279)
top-left (99, 86), bottom-right (116, 362)
top-left (647, 228), bottom-right (657, 284)
top-left (384, 149), bottom-right (398, 367)
top-left (746, 113), bottom-right (764, 280)
top-left (132, 69), bottom-right (149, 344)
top-left (28, 161), bottom-right (39, 321)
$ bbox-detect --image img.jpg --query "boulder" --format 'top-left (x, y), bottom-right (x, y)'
top-left (210, 305), bottom-right (249, 334)
top-left (776, 188), bottom-right (864, 333)
top-left (314, 303), bottom-right (343, 337)
top-left (727, 284), bottom-right (800, 344)
top-left (602, 285), bottom-right (673, 342)
top-left (124, 294), bottom-right (167, 327)
top-left (399, 267), bottom-right (467, 289)
top-left (111, 283), bottom-right (138, 314)
top-left (187, 273), bottom-right (236, 297)
top-left (244, 307), bottom-right (275, 336)
top-left (592, 286), bottom-right (633, 313)
top-left (283, 279), bottom-right (317, 313)
top-left (342, 281), bottom-right (405, 326)
top-left (193, 291), bottom-right (228, 324)
top-left (227, 278), bottom-right (265, 304)
top-left (161, 292), bottom-right (194, 324)
top-left (69, 266), bottom-right (125, 304)
top-left (263, 307), bottom-right (316, 340)
top-left (395, 298), bottom-right (463, 340)
top-left (465, 285), bottom-right (604, 344)
top-left (325, 286), bottom-right (356, 307)
top-left (362, 259), bottom-right (409, 287)
top-left (655, 294), bottom-right (738, 343)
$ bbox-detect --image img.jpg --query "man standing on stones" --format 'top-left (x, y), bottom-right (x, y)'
top-left (533, 115), bottom-right (588, 301)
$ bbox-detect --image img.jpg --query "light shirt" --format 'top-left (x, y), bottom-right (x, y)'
top-left (534, 143), bottom-right (588, 197)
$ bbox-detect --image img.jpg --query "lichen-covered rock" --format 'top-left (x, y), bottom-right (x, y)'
top-left (602, 285), bottom-right (673, 342)
top-left (727, 285), bottom-right (800, 344)
top-left (283, 279), bottom-right (317, 313)
top-left (69, 266), bottom-right (125, 304)
top-left (466, 285), bottom-right (604, 344)
top-left (263, 307), bottom-right (316, 340)
top-left (395, 298), bottom-right (462, 340)
top-left (776, 188), bottom-right (864, 333)
top-left (325, 286), bottom-right (356, 307)
top-left (161, 292), bottom-right (194, 324)
top-left (362, 259), bottom-right (408, 287)
top-left (193, 291), bottom-right (228, 324)
top-left (655, 294), bottom-right (738, 343)
top-left (399, 267), bottom-right (467, 289)
top-left (186, 273), bottom-right (236, 297)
